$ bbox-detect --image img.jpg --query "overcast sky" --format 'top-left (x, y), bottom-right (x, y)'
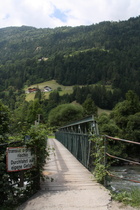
top-left (0, 0), bottom-right (140, 29)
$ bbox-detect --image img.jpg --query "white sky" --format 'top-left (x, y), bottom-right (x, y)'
top-left (0, 0), bottom-right (140, 29)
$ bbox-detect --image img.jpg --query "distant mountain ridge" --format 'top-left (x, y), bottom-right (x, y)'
top-left (0, 16), bottom-right (139, 62)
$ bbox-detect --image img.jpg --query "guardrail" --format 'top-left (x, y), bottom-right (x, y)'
top-left (105, 135), bottom-right (140, 185)
top-left (55, 115), bottom-right (98, 168)
top-left (55, 131), bottom-right (90, 168)
top-left (56, 128), bottom-right (140, 187)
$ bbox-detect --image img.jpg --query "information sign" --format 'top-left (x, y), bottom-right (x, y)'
top-left (6, 147), bottom-right (35, 172)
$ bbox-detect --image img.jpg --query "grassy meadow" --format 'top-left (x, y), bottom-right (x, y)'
top-left (25, 80), bottom-right (74, 101)
top-left (97, 107), bottom-right (111, 116)
top-left (25, 80), bottom-right (112, 116)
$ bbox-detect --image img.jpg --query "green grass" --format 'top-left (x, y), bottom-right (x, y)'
top-left (25, 80), bottom-right (74, 101)
top-left (97, 107), bottom-right (111, 116)
top-left (112, 187), bottom-right (140, 208)
top-left (26, 80), bottom-right (73, 90)
top-left (48, 135), bottom-right (55, 139)
top-left (26, 92), bottom-right (36, 101)
top-left (25, 80), bottom-right (114, 108)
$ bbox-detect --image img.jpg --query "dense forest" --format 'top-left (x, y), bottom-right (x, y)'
top-left (0, 16), bottom-right (140, 93)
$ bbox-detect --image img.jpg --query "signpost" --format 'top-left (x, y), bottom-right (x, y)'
top-left (6, 147), bottom-right (35, 172)
top-left (6, 147), bottom-right (35, 187)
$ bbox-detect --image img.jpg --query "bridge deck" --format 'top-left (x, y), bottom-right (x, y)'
top-left (18, 138), bottom-right (127, 210)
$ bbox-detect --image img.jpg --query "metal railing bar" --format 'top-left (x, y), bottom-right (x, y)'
top-left (105, 135), bottom-right (140, 145)
top-left (57, 132), bottom-right (89, 136)
top-left (107, 171), bottom-right (140, 183)
top-left (106, 152), bottom-right (140, 165)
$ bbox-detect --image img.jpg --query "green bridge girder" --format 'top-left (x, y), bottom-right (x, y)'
top-left (55, 115), bottom-right (99, 168)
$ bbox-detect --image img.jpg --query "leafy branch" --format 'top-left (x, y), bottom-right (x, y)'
top-left (90, 135), bottom-right (108, 184)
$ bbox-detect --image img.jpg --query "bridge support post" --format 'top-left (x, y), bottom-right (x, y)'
top-left (104, 136), bottom-right (107, 187)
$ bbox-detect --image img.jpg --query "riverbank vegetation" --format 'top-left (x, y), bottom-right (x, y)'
top-left (90, 133), bottom-right (140, 208)
top-left (0, 101), bottom-right (49, 208)
top-left (112, 187), bottom-right (140, 208)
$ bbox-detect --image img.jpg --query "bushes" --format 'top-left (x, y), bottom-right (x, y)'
top-left (48, 103), bottom-right (84, 127)
top-left (26, 125), bottom-right (48, 181)
top-left (0, 124), bottom-right (48, 208)
top-left (90, 135), bottom-right (107, 184)
top-left (0, 102), bottom-right (10, 142)
top-left (112, 187), bottom-right (140, 208)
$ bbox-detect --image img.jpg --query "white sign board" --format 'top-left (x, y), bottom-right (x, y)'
top-left (6, 147), bottom-right (35, 172)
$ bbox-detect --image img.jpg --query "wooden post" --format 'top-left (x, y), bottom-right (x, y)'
top-left (19, 171), bottom-right (24, 187)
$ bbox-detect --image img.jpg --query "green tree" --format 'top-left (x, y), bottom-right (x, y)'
top-left (12, 101), bottom-right (29, 133)
top-left (0, 101), bottom-right (10, 142)
top-left (82, 97), bottom-right (97, 116)
top-left (98, 113), bottom-right (120, 136)
top-left (34, 89), bottom-right (42, 101)
top-left (111, 90), bottom-right (140, 130)
top-left (27, 99), bottom-right (43, 124)
top-left (49, 90), bottom-right (60, 104)
top-left (125, 90), bottom-right (140, 113)
top-left (125, 112), bottom-right (140, 155)
top-left (125, 112), bottom-right (140, 141)
top-left (48, 103), bottom-right (83, 127)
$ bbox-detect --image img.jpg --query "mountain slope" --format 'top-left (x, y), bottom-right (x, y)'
top-left (0, 16), bottom-right (140, 96)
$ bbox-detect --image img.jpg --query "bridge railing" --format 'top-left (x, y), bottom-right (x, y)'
top-left (105, 135), bottom-right (140, 184)
top-left (55, 116), bottom-right (140, 186)
top-left (55, 115), bottom-right (98, 168)
top-left (55, 131), bottom-right (90, 168)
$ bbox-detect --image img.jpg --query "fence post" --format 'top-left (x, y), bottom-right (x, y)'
top-left (104, 135), bottom-right (107, 187)
top-left (19, 171), bottom-right (24, 187)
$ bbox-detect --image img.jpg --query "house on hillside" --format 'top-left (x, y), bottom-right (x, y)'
top-left (26, 86), bottom-right (52, 94)
top-left (26, 87), bottom-right (39, 94)
top-left (43, 86), bottom-right (52, 92)
top-left (38, 57), bottom-right (48, 62)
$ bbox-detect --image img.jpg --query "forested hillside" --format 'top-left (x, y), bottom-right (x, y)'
top-left (0, 16), bottom-right (140, 95)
